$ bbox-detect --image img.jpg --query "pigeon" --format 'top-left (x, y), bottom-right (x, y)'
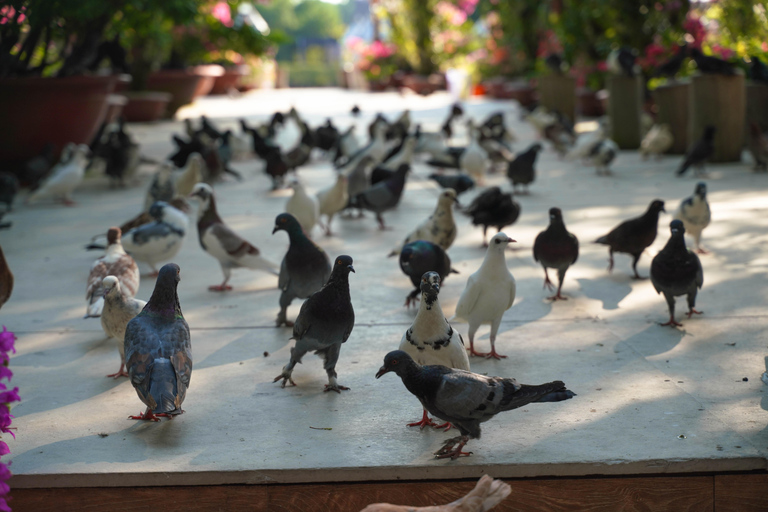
top-left (650, 220), bottom-right (704, 327)
top-left (589, 138), bottom-right (619, 176)
top-left (453, 233), bottom-right (516, 359)
top-left (124, 263), bottom-right (192, 421)
top-left (285, 180), bottom-right (319, 236)
top-left (462, 187), bottom-right (521, 247)
top-left (26, 143), bottom-right (89, 206)
top-left (313, 119), bottom-right (340, 152)
top-left (690, 48), bottom-right (736, 75)
top-left (350, 105), bottom-right (361, 117)
top-left (360, 475), bottom-right (511, 512)
top-left (565, 123), bottom-right (605, 162)
top-left (144, 162), bottom-right (175, 211)
top-left (479, 111), bottom-right (515, 152)
top-left (101, 275), bottom-right (147, 379)
top-left (399, 240), bottom-right (457, 308)
top-left (332, 126), bottom-right (361, 166)
top-left (594, 199), bottom-right (665, 279)
top-left (273, 255), bottom-right (355, 392)
top-left (0, 172), bottom-right (19, 211)
top-left (607, 47), bottom-right (638, 76)
top-left (262, 146), bottom-right (290, 189)
top-left (640, 124), bottom-right (674, 160)
top-left (389, 189), bottom-right (458, 257)
top-left (21, 142), bottom-right (56, 189)
top-left (386, 109), bottom-right (411, 141)
top-left (375, 350), bottom-right (576, 459)
top-left (189, 183), bottom-right (278, 291)
top-left (380, 136), bottom-right (417, 171)
top-left (85, 227), bottom-right (140, 318)
top-left (677, 125), bottom-right (715, 176)
top-left (748, 122), bottom-right (768, 172)
top-left (316, 173), bottom-right (349, 236)
top-left (0, 245), bottom-right (12, 311)
top-left (99, 117), bottom-right (140, 187)
top-left (533, 208), bottom-right (579, 301)
top-left (506, 143), bottom-right (542, 194)
top-left (545, 53), bottom-right (565, 74)
top-left (122, 201), bottom-right (188, 276)
top-left (673, 182), bottom-right (711, 254)
top-left (339, 122), bottom-right (387, 170)
top-left (440, 103), bottom-right (464, 139)
top-left (399, 271), bottom-right (470, 429)
top-left (174, 153), bottom-right (205, 197)
top-left (348, 164), bottom-right (409, 230)
top-left (428, 173), bottom-right (475, 196)
top-left (654, 43), bottom-right (688, 78)
top-left (272, 213), bottom-right (332, 327)
top-left (749, 55), bottom-right (768, 83)
top-left (459, 122), bottom-right (489, 184)
top-left (283, 121), bottom-right (315, 172)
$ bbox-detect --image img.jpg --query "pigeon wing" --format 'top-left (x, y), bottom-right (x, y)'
top-left (431, 370), bottom-right (514, 423)
top-left (211, 223), bottom-right (260, 258)
top-left (454, 274), bottom-right (481, 320)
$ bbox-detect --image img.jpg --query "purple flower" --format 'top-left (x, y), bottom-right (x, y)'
top-left (0, 368), bottom-right (11, 383)
top-left (0, 389), bottom-right (18, 405)
top-left (0, 496), bottom-right (10, 512)
top-left (0, 328), bottom-right (14, 356)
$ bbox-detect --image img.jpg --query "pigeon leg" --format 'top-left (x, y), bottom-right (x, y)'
top-left (62, 196), bottom-right (77, 207)
top-left (321, 344), bottom-right (349, 393)
top-left (660, 294), bottom-right (682, 327)
top-left (630, 254), bottom-right (645, 279)
top-left (466, 325), bottom-right (488, 358)
top-left (481, 226), bottom-right (489, 247)
top-left (607, 250), bottom-right (614, 273)
top-left (407, 409), bottom-right (439, 429)
top-left (276, 291), bottom-right (295, 327)
top-left (209, 269), bottom-right (233, 292)
top-left (542, 268), bottom-right (555, 291)
top-left (686, 308), bottom-right (703, 318)
top-left (107, 362), bottom-right (129, 379)
top-left (376, 213), bottom-right (390, 230)
top-left (485, 333), bottom-right (507, 360)
top-left (547, 269), bottom-right (569, 301)
top-left (128, 408), bottom-right (163, 422)
top-left (147, 264), bottom-right (159, 278)
top-left (434, 435), bottom-right (472, 459)
top-left (404, 289), bottom-right (420, 308)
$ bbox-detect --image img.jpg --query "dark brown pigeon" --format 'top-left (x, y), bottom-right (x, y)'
top-left (533, 207), bottom-right (579, 301)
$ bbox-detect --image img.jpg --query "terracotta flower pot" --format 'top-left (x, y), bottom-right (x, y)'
top-left (191, 64), bottom-right (225, 97)
top-left (121, 91), bottom-right (174, 122)
top-left (0, 75), bottom-right (120, 164)
top-left (146, 67), bottom-right (223, 118)
top-left (209, 66), bottom-right (248, 95)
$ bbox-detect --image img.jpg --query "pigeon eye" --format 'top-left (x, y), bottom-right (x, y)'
top-left (495, 239), bottom-right (500, 244)
top-left (391, 359), bottom-right (398, 365)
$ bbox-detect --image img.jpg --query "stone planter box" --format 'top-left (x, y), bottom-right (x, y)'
top-left (653, 81), bottom-right (689, 154)
top-left (688, 72), bottom-right (745, 162)
top-left (538, 75), bottom-right (576, 123)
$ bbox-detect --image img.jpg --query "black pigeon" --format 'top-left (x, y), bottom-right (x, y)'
top-left (608, 47), bottom-right (637, 77)
top-left (348, 164), bottom-right (409, 230)
top-left (124, 263), bottom-right (192, 422)
top-left (428, 173), bottom-right (475, 196)
top-left (677, 125), bottom-right (715, 176)
top-left (168, 134), bottom-right (230, 183)
top-left (425, 146), bottom-right (464, 169)
top-left (274, 255), bottom-right (355, 392)
top-left (375, 350), bottom-right (576, 459)
top-left (350, 105), bottom-right (361, 117)
top-left (441, 103), bottom-right (464, 138)
top-left (654, 44), bottom-right (688, 78)
top-left (545, 53), bottom-right (565, 74)
top-left (263, 147), bottom-right (290, 189)
top-left (507, 143), bottom-right (542, 194)
top-left (200, 115), bottom-right (224, 140)
top-left (749, 56), bottom-right (768, 84)
top-left (314, 119), bottom-right (340, 152)
top-left (462, 187), bottom-right (521, 246)
top-left (594, 199), bottom-right (666, 279)
top-left (283, 124), bottom-right (315, 172)
top-left (272, 213), bottom-right (332, 327)
top-left (650, 220), bottom-right (703, 327)
top-left (399, 240), bottom-right (456, 308)
top-left (533, 208), bottom-right (579, 301)
top-left (368, 113), bottom-right (391, 142)
top-left (690, 48), bottom-right (736, 75)
top-left (240, 118), bottom-right (281, 158)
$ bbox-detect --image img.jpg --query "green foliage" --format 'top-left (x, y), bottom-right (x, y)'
top-left (259, 0), bottom-right (348, 61)
top-left (284, 61), bottom-right (340, 87)
top-left (706, 0), bottom-right (768, 58)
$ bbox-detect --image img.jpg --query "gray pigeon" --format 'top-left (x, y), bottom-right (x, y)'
top-left (101, 275), bottom-right (146, 379)
top-left (376, 350), bottom-right (575, 459)
top-left (348, 164), bottom-right (409, 230)
top-left (124, 263), bottom-right (192, 421)
top-left (122, 201), bottom-right (188, 276)
top-left (673, 182), bottom-right (711, 254)
top-left (272, 213), bottom-right (332, 327)
top-left (189, 183), bottom-right (278, 291)
top-left (650, 220), bottom-right (703, 327)
top-left (274, 255), bottom-right (355, 392)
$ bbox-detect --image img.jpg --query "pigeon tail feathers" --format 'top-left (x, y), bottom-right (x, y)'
top-left (148, 359), bottom-right (178, 413)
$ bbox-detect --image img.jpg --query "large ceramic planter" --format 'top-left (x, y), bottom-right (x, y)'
top-left (402, 74), bottom-right (445, 96)
top-left (121, 91), bottom-right (173, 122)
top-left (191, 64), bottom-right (225, 97)
top-left (209, 66), bottom-right (248, 95)
top-left (146, 67), bottom-right (221, 118)
top-left (0, 75), bottom-right (119, 164)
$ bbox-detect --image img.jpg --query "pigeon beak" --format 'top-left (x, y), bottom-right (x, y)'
top-left (272, 226), bottom-right (279, 234)
top-left (348, 265), bottom-right (355, 273)
top-left (375, 366), bottom-right (389, 379)
top-left (432, 283), bottom-right (440, 294)
top-left (507, 238), bottom-right (517, 243)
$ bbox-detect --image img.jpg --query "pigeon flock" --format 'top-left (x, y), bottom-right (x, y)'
top-left (2, 89), bottom-right (742, 467)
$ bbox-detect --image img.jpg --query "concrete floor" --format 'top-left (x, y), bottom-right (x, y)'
top-left (3, 88), bottom-right (768, 489)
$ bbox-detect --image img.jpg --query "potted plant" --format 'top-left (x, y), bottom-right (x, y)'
top-left (0, 1), bottom-right (124, 164)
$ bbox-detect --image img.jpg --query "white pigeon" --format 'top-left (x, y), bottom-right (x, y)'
top-left (414, 130), bottom-right (448, 159)
top-left (316, 173), bottom-right (349, 236)
top-left (399, 270), bottom-right (470, 429)
top-left (285, 180), bottom-right (319, 236)
top-left (388, 188), bottom-right (458, 257)
top-left (144, 161), bottom-right (175, 211)
top-left (27, 143), bottom-right (89, 206)
top-left (565, 124), bottom-right (605, 162)
top-left (336, 126), bottom-right (361, 163)
top-left (85, 227), bottom-right (139, 319)
top-left (673, 181), bottom-right (711, 253)
top-left (100, 275), bottom-right (146, 379)
top-left (524, 106), bottom-right (557, 135)
top-left (122, 201), bottom-right (188, 275)
top-left (174, 153), bottom-right (205, 198)
top-left (452, 232), bottom-right (516, 360)
top-left (189, 183), bottom-right (278, 291)
top-left (640, 124), bottom-right (674, 160)
top-left (459, 122), bottom-right (488, 184)
top-left (341, 122), bottom-right (387, 171)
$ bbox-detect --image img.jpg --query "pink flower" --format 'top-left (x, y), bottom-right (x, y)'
top-left (0, 328), bottom-right (14, 356)
top-left (0, 443), bottom-right (8, 458)
top-left (0, 389), bottom-right (18, 405)
top-left (212, 2), bottom-right (233, 28)
top-left (596, 61), bottom-right (608, 72)
top-left (0, 412), bottom-right (14, 439)
top-left (0, 496), bottom-right (10, 512)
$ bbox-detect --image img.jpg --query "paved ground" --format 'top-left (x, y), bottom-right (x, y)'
top-left (3, 87), bottom-right (768, 488)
